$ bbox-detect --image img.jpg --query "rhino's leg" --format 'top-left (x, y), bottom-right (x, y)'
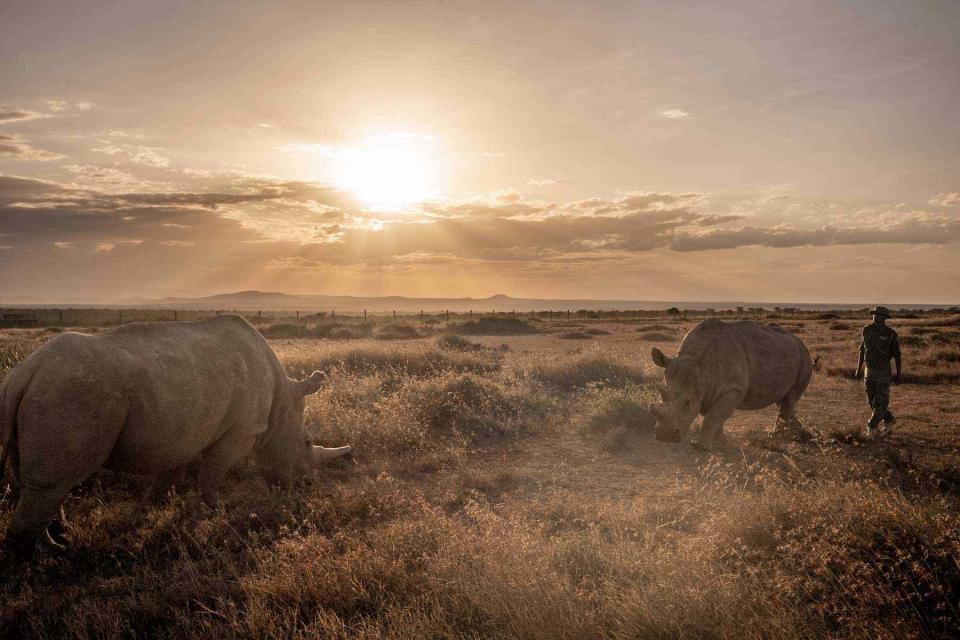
top-left (776, 368), bottom-right (816, 441)
top-left (7, 480), bottom-right (76, 554)
top-left (692, 391), bottom-right (742, 450)
top-left (147, 466), bottom-right (188, 503)
top-left (6, 384), bottom-right (125, 554)
top-left (198, 431), bottom-right (257, 508)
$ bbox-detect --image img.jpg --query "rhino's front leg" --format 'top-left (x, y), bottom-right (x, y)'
top-left (198, 432), bottom-right (256, 508)
top-left (692, 391), bottom-right (743, 451)
top-left (147, 466), bottom-right (188, 504)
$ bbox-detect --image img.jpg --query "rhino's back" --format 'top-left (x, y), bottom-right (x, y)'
top-left (18, 315), bottom-right (282, 473)
top-left (681, 320), bottom-right (810, 409)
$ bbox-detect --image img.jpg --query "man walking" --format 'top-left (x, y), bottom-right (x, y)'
top-left (855, 306), bottom-right (902, 438)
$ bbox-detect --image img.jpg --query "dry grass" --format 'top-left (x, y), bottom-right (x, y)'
top-left (2, 316), bottom-right (960, 638)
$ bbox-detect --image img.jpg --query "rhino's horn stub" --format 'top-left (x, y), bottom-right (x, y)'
top-left (312, 445), bottom-right (352, 465)
top-left (651, 348), bottom-right (672, 368)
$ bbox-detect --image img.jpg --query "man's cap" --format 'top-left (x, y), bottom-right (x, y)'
top-left (870, 305), bottom-right (891, 317)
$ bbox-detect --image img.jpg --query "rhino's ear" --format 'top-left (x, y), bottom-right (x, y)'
top-left (651, 347), bottom-right (672, 368)
top-left (295, 370), bottom-right (326, 396)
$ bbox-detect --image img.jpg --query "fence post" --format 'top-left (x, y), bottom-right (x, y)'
top-left (174, 309), bottom-right (178, 322)
top-left (446, 310), bottom-right (450, 323)
top-left (118, 310), bottom-right (122, 325)
top-left (364, 309), bottom-right (367, 319)
top-left (296, 309), bottom-right (299, 324)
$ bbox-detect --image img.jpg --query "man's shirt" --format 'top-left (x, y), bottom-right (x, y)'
top-left (859, 324), bottom-right (901, 373)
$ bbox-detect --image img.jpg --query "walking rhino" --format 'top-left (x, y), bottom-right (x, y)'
top-left (0, 315), bottom-right (351, 551)
top-left (648, 319), bottom-right (817, 449)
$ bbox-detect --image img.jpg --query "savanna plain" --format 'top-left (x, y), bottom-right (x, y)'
top-left (1, 311), bottom-right (959, 639)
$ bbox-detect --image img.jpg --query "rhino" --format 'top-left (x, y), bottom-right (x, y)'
top-left (0, 315), bottom-right (351, 551)
top-left (648, 319), bottom-right (817, 449)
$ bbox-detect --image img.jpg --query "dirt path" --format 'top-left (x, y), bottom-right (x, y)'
top-left (470, 370), bottom-right (958, 515)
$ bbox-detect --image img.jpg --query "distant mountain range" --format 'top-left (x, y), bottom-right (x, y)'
top-left (2, 290), bottom-right (956, 311)
top-left (105, 290), bottom-right (958, 312)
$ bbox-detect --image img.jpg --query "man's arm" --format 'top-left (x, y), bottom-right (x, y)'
top-left (855, 339), bottom-right (865, 379)
top-left (892, 333), bottom-right (902, 384)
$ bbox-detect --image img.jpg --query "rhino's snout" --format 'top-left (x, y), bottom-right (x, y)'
top-left (655, 424), bottom-right (683, 443)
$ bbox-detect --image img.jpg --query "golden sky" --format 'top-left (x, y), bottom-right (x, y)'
top-left (2, 0), bottom-right (959, 303)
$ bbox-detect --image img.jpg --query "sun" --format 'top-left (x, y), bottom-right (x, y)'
top-left (333, 136), bottom-right (440, 210)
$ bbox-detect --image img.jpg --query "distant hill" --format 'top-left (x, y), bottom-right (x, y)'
top-left (3, 290), bottom-right (955, 312)
top-left (121, 291), bottom-right (658, 312)
top-left (105, 291), bottom-right (955, 312)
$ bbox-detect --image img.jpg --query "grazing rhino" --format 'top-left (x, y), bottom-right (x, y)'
top-left (0, 315), bottom-right (351, 551)
top-left (648, 319), bottom-right (817, 449)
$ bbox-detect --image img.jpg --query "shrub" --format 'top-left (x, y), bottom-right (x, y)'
top-left (306, 371), bottom-right (547, 458)
top-left (259, 322), bottom-right (373, 339)
top-left (412, 373), bottom-right (546, 443)
top-left (282, 345), bottom-right (499, 380)
top-left (584, 328), bottom-right (611, 336)
top-left (374, 323), bottom-right (421, 340)
top-left (559, 331), bottom-right (593, 340)
top-left (435, 335), bottom-right (485, 352)
top-left (577, 385), bottom-right (657, 451)
top-left (900, 334), bottom-right (926, 347)
top-left (328, 327), bottom-right (362, 340)
top-left (638, 324), bottom-right (676, 332)
top-left (636, 330), bottom-right (674, 341)
top-left (447, 316), bottom-right (540, 336)
top-left (523, 350), bottom-right (644, 392)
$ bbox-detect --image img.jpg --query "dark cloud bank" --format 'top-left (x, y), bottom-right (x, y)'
top-left (1, 174), bottom-right (958, 299)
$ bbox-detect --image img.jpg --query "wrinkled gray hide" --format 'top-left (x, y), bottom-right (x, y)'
top-left (0, 315), bottom-right (350, 550)
top-left (649, 319), bottom-right (816, 449)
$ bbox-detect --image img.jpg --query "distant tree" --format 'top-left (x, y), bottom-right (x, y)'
top-left (666, 307), bottom-right (681, 316)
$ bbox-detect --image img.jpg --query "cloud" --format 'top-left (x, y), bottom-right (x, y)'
top-left (44, 99), bottom-right (94, 113)
top-left (92, 142), bottom-right (170, 167)
top-left (0, 133), bottom-right (63, 160)
top-left (696, 214), bottom-right (745, 227)
top-left (930, 192), bottom-right (960, 207)
top-left (0, 108), bottom-right (46, 123)
top-left (658, 109), bottom-right (690, 119)
top-left (4, 173), bottom-right (960, 301)
top-left (44, 100), bottom-right (69, 112)
top-left (670, 216), bottom-right (960, 251)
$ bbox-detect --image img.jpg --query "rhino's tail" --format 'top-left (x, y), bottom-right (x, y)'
top-left (812, 355), bottom-right (822, 372)
top-left (0, 378), bottom-right (20, 487)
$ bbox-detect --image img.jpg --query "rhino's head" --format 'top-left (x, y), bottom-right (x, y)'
top-left (259, 370), bottom-right (352, 483)
top-left (648, 348), bottom-right (703, 443)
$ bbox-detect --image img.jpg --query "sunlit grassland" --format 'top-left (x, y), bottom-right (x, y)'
top-left (1, 313), bottom-right (958, 638)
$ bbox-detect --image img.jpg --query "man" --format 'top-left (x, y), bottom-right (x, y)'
top-left (855, 306), bottom-right (902, 438)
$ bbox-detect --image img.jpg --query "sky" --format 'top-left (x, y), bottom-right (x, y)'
top-left (1, 0), bottom-right (959, 304)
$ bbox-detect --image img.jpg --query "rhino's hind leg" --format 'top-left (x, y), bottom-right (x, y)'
top-left (775, 398), bottom-right (815, 441)
top-left (6, 481), bottom-right (75, 555)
